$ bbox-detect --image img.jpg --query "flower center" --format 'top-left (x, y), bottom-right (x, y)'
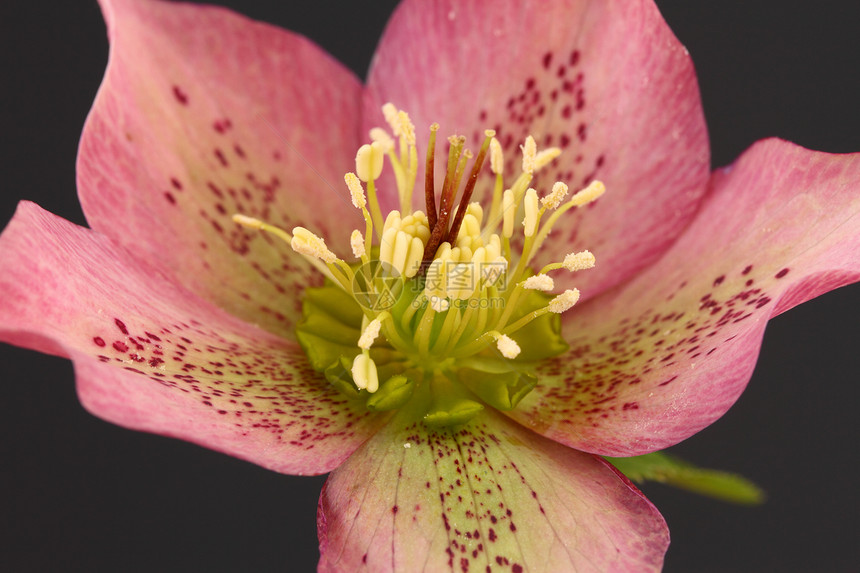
top-left (234, 104), bottom-right (604, 426)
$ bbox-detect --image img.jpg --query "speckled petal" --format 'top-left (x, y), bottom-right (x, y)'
top-left (79, 0), bottom-right (364, 338)
top-left (364, 0), bottom-right (709, 300)
top-left (509, 140), bottom-right (860, 456)
top-left (0, 203), bottom-right (381, 474)
top-left (317, 409), bottom-right (668, 572)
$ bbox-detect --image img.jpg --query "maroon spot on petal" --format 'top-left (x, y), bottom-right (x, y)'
top-left (542, 51), bottom-right (553, 69)
top-left (164, 191), bottom-right (176, 205)
top-left (513, 565), bottom-right (524, 573)
top-left (713, 275), bottom-right (725, 286)
top-left (561, 105), bottom-right (572, 119)
top-left (742, 264), bottom-right (753, 275)
top-left (214, 148), bottom-right (228, 167)
top-left (577, 123), bottom-right (587, 142)
top-left (775, 268), bottom-right (790, 279)
top-left (172, 85), bottom-right (188, 105)
top-left (525, 77), bottom-right (536, 90)
top-left (569, 49), bottom-right (580, 66)
top-left (114, 319), bottom-right (129, 335)
top-left (93, 337), bottom-right (106, 347)
top-left (234, 144), bottom-right (246, 159)
top-left (559, 134), bottom-right (571, 148)
top-left (112, 341), bottom-right (128, 353)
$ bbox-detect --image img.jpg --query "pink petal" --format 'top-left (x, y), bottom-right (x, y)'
top-left (79, 0), bottom-right (364, 338)
top-left (509, 139), bottom-right (860, 455)
top-left (318, 410), bottom-right (668, 572)
top-left (365, 0), bottom-right (709, 299)
top-left (0, 202), bottom-right (381, 474)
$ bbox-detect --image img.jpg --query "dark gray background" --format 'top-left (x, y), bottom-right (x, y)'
top-left (1, 1), bottom-right (858, 571)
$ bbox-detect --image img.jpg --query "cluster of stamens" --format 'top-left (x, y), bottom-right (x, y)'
top-left (234, 103), bottom-right (604, 426)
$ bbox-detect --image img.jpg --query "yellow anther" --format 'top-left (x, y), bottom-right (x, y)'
top-left (397, 110), bottom-right (416, 146)
top-left (495, 334), bottom-right (521, 359)
top-left (521, 135), bottom-right (537, 174)
top-left (541, 182), bottom-right (569, 210)
top-left (358, 318), bottom-right (383, 350)
top-left (534, 147), bottom-right (562, 170)
top-left (351, 353), bottom-right (379, 393)
top-left (350, 229), bottom-right (365, 259)
top-left (355, 142), bottom-right (385, 182)
top-left (523, 188), bottom-right (539, 237)
top-left (290, 227), bottom-right (337, 264)
top-left (345, 172), bottom-right (366, 209)
top-left (548, 289), bottom-right (581, 313)
top-left (382, 102), bottom-right (400, 135)
top-left (369, 127), bottom-right (395, 153)
top-left (563, 250), bottom-right (596, 272)
top-left (569, 180), bottom-right (606, 207)
top-left (489, 137), bottom-right (504, 174)
top-left (523, 274), bottom-right (554, 291)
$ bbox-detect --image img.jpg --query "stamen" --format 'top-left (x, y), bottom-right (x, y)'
top-left (495, 334), bottom-right (521, 359)
top-left (291, 227), bottom-right (338, 264)
top-left (358, 318), bottom-right (383, 350)
top-left (489, 137), bottom-right (504, 175)
top-left (351, 353), bottom-right (379, 393)
top-left (345, 172), bottom-right (366, 209)
top-left (534, 147), bottom-right (562, 170)
top-left (355, 142), bottom-right (385, 183)
top-left (548, 288), bottom-right (581, 313)
top-left (568, 180), bottom-right (606, 206)
top-left (523, 274), bottom-right (554, 291)
top-left (369, 127), bottom-right (394, 153)
top-left (350, 229), bottom-right (365, 259)
top-left (522, 188), bottom-right (539, 237)
top-left (382, 103), bottom-right (400, 135)
top-left (563, 250), bottom-right (596, 272)
top-left (521, 135), bottom-right (537, 174)
top-left (541, 182), bottom-right (569, 210)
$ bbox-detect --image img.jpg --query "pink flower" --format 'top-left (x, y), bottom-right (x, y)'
top-left (1, 0), bottom-right (857, 570)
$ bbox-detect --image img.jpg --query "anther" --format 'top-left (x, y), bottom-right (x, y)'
top-left (534, 147), bottom-right (562, 170)
top-left (563, 250), bottom-right (596, 272)
top-left (523, 274), bottom-right (554, 291)
top-left (523, 188), bottom-right (539, 237)
top-left (350, 229), bottom-right (365, 259)
top-left (351, 353), bottom-right (379, 393)
top-left (355, 142), bottom-right (384, 182)
top-left (521, 135), bottom-right (537, 174)
top-left (569, 180), bottom-right (606, 206)
top-left (495, 334), bottom-right (521, 359)
top-left (489, 137), bottom-right (504, 175)
top-left (345, 172), bottom-right (366, 209)
top-left (291, 227), bottom-right (338, 264)
top-left (541, 182), bottom-right (569, 210)
top-left (548, 288), bottom-right (581, 313)
top-left (358, 318), bottom-right (382, 350)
